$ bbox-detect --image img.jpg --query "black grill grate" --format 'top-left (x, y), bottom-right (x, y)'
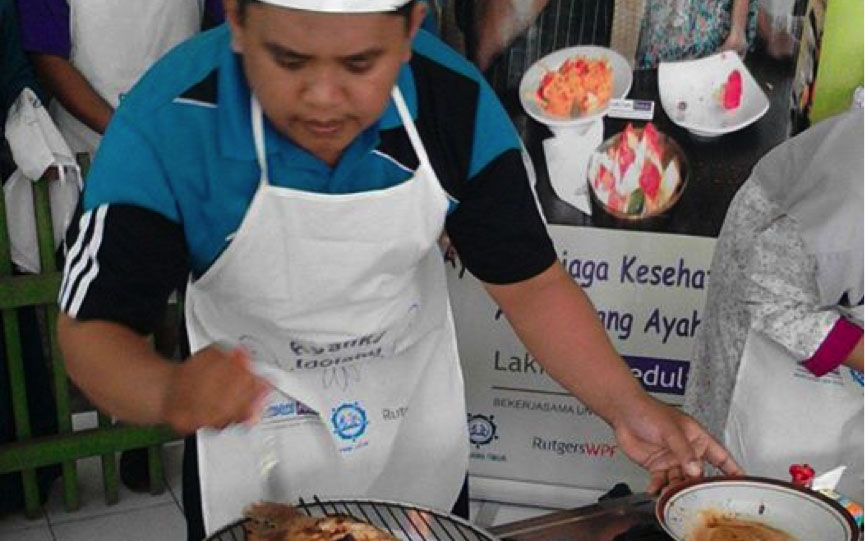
top-left (206, 497), bottom-right (499, 541)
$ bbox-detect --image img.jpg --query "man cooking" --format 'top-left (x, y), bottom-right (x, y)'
top-left (56, 1), bottom-right (742, 538)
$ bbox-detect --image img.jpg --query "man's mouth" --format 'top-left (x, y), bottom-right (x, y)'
top-left (303, 119), bottom-right (344, 136)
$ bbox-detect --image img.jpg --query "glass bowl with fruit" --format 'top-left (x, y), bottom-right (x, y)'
top-left (586, 122), bottom-right (689, 222)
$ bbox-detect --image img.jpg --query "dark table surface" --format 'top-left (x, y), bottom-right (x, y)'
top-left (490, 484), bottom-right (670, 540)
top-left (516, 51), bottom-right (797, 238)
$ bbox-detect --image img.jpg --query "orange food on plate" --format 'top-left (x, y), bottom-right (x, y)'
top-left (689, 509), bottom-right (794, 541)
top-left (536, 56), bottom-right (613, 117)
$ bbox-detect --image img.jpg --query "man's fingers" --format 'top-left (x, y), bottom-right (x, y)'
top-left (208, 346), bottom-right (269, 426)
top-left (666, 466), bottom-right (684, 486)
top-left (680, 416), bottom-right (742, 476)
top-left (648, 465), bottom-right (687, 497)
top-left (647, 470), bottom-right (666, 495)
top-left (702, 436), bottom-right (744, 476)
top-left (244, 380), bottom-right (272, 424)
top-left (662, 424), bottom-right (702, 478)
top-left (229, 346), bottom-right (253, 369)
top-left (226, 345), bottom-right (271, 422)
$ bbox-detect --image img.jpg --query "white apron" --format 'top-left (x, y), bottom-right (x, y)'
top-left (724, 329), bottom-right (864, 502)
top-left (51, 0), bottom-right (203, 156)
top-left (185, 88), bottom-right (469, 534)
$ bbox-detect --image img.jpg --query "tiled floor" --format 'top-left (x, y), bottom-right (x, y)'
top-left (0, 414), bottom-right (560, 540)
top-left (0, 440), bottom-right (186, 541)
top-left (0, 410), bottom-right (187, 541)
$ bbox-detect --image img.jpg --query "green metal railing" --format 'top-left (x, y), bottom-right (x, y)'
top-left (0, 162), bottom-right (178, 518)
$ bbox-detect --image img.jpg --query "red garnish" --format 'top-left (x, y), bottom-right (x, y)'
top-left (597, 164), bottom-right (616, 192)
top-left (638, 160), bottom-right (661, 200)
top-left (608, 190), bottom-right (627, 212)
top-left (642, 122), bottom-right (661, 155)
top-left (722, 70), bottom-right (742, 110)
top-left (537, 72), bottom-right (555, 101)
top-left (789, 463), bottom-right (816, 487)
top-left (573, 58), bottom-right (589, 75)
top-left (615, 129), bottom-right (636, 177)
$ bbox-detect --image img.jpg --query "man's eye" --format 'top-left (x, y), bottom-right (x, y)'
top-left (277, 58), bottom-right (305, 70)
top-left (345, 59), bottom-right (373, 73)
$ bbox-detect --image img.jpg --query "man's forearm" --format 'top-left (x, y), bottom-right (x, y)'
top-left (30, 53), bottom-right (113, 134)
top-left (58, 314), bottom-right (176, 426)
top-left (485, 263), bottom-right (646, 427)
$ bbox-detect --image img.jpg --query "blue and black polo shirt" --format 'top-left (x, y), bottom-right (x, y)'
top-left (59, 24), bottom-right (556, 335)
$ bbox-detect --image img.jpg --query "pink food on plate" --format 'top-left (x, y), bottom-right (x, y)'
top-left (721, 69), bottom-right (743, 110)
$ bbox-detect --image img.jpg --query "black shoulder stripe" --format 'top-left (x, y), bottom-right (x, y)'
top-left (376, 127), bottom-right (420, 172)
top-left (59, 204), bottom-right (190, 335)
top-left (408, 52), bottom-right (479, 201)
top-left (177, 68), bottom-right (219, 106)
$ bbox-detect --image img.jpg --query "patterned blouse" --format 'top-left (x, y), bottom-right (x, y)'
top-left (636, 0), bottom-right (758, 68)
top-left (683, 180), bottom-right (862, 441)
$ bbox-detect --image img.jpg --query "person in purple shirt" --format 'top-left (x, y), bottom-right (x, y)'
top-left (16, 0), bottom-right (224, 159)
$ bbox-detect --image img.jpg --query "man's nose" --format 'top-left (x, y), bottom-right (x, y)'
top-left (301, 68), bottom-right (344, 109)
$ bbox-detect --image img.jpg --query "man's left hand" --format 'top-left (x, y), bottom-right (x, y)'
top-left (613, 395), bottom-right (743, 494)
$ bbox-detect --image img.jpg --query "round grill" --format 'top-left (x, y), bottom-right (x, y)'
top-left (206, 497), bottom-right (500, 541)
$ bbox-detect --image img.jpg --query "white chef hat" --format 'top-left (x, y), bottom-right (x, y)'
top-left (257, 0), bottom-right (413, 13)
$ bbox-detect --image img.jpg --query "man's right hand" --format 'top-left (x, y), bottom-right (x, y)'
top-left (161, 346), bottom-right (271, 434)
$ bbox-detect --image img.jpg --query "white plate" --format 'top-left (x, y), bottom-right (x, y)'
top-left (656, 477), bottom-right (859, 541)
top-left (518, 45), bottom-right (633, 130)
top-left (658, 52), bottom-right (770, 137)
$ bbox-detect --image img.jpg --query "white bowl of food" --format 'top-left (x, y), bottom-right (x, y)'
top-left (658, 51), bottom-right (770, 138)
top-left (519, 45), bottom-right (633, 134)
top-left (586, 122), bottom-right (687, 223)
top-left (656, 476), bottom-right (859, 541)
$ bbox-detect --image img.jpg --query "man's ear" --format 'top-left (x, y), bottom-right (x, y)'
top-left (223, 0), bottom-right (245, 53)
top-left (401, 1), bottom-right (427, 62)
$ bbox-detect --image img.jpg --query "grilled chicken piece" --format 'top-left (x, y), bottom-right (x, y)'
top-left (243, 502), bottom-right (398, 541)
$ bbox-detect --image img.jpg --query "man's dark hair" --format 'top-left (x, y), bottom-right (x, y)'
top-left (237, 0), bottom-right (417, 28)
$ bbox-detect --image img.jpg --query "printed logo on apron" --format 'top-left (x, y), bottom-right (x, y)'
top-left (331, 402), bottom-right (370, 451)
top-left (260, 396), bottom-right (316, 423)
top-left (239, 302), bottom-right (418, 391)
top-left (240, 333), bottom-right (374, 391)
